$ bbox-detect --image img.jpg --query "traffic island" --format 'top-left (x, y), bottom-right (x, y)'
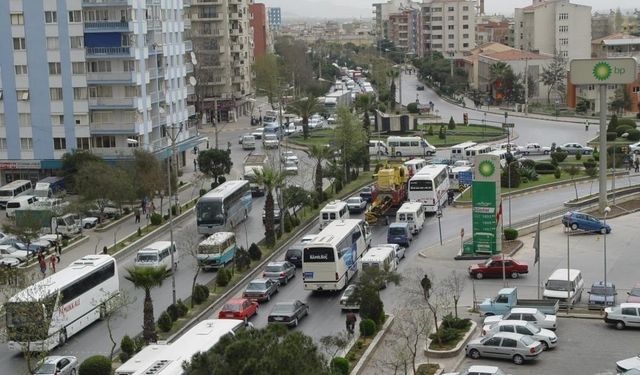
top-left (425, 319), bottom-right (477, 359)
top-left (454, 239), bottom-right (523, 261)
top-left (348, 315), bottom-right (395, 375)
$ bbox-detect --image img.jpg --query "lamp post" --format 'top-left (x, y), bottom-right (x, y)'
top-left (603, 206), bottom-right (611, 307)
top-left (436, 208), bottom-right (443, 246)
top-left (504, 112), bottom-right (512, 227)
top-left (163, 122), bottom-right (182, 305)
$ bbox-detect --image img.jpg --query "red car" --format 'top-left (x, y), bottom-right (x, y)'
top-left (468, 256), bottom-right (528, 279)
top-left (218, 298), bottom-right (258, 321)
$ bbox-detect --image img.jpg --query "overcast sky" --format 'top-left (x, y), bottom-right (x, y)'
top-left (263, 0), bottom-right (639, 19)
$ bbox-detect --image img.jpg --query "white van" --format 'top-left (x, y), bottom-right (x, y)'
top-left (543, 268), bottom-right (584, 307)
top-left (135, 241), bottom-right (178, 272)
top-left (487, 149), bottom-right (509, 168)
top-left (403, 159), bottom-right (427, 177)
top-left (242, 135), bottom-right (256, 150)
top-left (396, 202), bottom-right (425, 234)
top-left (464, 144), bottom-right (492, 161)
top-left (319, 200), bottom-right (350, 229)
top-left (369, 140), bottom-right (388, 156)
top-left (450, 142), bottom-right (477, 161)
top-left (6, 195), bottom-right (37, 218)
top-left (358, 246), bottom-right (397, 287)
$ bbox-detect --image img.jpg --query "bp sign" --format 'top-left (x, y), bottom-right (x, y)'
top-left (570, 58), bottom-right (637, 85)
top-left (468, 154), bottom-right (502, 255)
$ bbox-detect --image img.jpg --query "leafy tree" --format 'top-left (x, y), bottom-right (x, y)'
top-left (198, 149), bottom-right (232, 185)
top-left (283, 185), bottom-right (311, 220)
top-left (75, 161), bottom-right (134, 218)
top-left (489, 62), bottom-right (511, 104)
top-left (307, 144), bottom-right (331, 201)
top-left (254, 54), bottom-right (283, 109)
top-left (501, 161), bottom-right (521, 188)
top-left (274, 37), bottom-right (315, 95)
top-left (287, 97), bottom-right (323, 139)
top-left (3, 212), bottom-right (43, 256)
top-left (334, 106), bottom-right (368, 183)
top-left (79, 355), bottom-right (112, 375)
top-left (348, 267), bottom-right (400, 325)
top-left (60, 150), bottom-right (103, 192)
top-left (130, 149), bottom-right (165, 200)
top-left (448, 116), bottom-right (456, 130)
top-left (540, 53), bottom-right (567, 104)
top-left (255, 168), bottom-right (285, 246)
top-left (124, 266), bottom-right (171, 343)
top-left (611, 87), bottom-right (631, 115)
top-left (406, 102), bottom-right (419, 113)
top-left (355, 94), bottom-right (378, 172)
top-left (607, 114), bottom-right (619, 133)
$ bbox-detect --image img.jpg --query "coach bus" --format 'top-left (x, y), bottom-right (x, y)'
top-left (407, 164), bottom-right (450, 212)
top-left (196, 180), bottom-right (252, 235)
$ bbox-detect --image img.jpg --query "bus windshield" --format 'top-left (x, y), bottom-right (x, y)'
top-left (199, 244), bottom-right (223, 255)
top-left (197, 201), bottom-right (224, 225)
top-left (136, 253), bottom-right (158, 263)
top-left (409, 180), bottom-right (433, 191)
top-left (303, 247), bottom-right (335, 262)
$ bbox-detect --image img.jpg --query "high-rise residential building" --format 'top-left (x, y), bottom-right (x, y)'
top-left (388, 7), bottom-right (422, 56)
top-left (250, 3), bottom-right (268, 58)
top-left (372, 0), bottom-right (417, 44)
top-left (476, 18), bottom-right (511, 46)
top-left (0, 0), bottom-right (197, 184)
top-left (421, 0), bottom-right (477, 57)
top-left (267, 7), bottom-right (281, 32)
top-left (189, 0), bottom-right (254, 122)
top-left (514, 0), bottom-right (591, 62)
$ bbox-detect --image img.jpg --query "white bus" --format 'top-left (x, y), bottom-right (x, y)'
top-left (0, 180), bottom-right (33, 209)
top-left (196, 180), bottom-right (252, 235)
top-left (464, 144), bottom-right (492, 160)
top-left (387, 136), bottom-right (436, 157)
top-left (396, 202), bottom-right (426, 234)
top-left (115, 319), bottom-right (247, 375)
top-left (302, 219), bottom-right (371, 291)
top-left (407, 164), bottom-right (450, 212)
top-left (6, 255), bottom-right (119, 352)
top-left (319, 200), bottom-right (349, 229)
top-left (450, 141), bottom-right (477, 161)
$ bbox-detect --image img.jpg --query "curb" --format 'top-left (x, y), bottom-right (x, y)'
top-left (453, 240), bottom-right (523, 261)
top-left (350, 314), bottom-right (395, 375)
top-left (94, 212), bottom-right (134, 233)
top-left (17, 235), bottom-right (91, 271)
top-left (424, 320), bottom-right (477, 359)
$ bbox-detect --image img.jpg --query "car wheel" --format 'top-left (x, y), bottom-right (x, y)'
top-left (570, 223), bottom-right (578, 230)
top-left (615, 321), bottom-right (626, 330)
top-left (293, 318), bottom-right (299, 327)
top-left (541, 341), bottom-right (549, 351)
top-left (84, 223), bottom-right (91, 229)
top-left (510, 272), bottom-right (519, 279)
top-left (266, 294), bottom-right (271, 302)
top-left (600, 227), bottom-right (607, 235)
top-left (396, 152), bottom-right (402, 157)
top-left (513, 354), bottom-right (524, 365)
top-left (469, 349), bottom-right (480, 359)
top-left (476, 272), bottom-right (484, 280)
top-left (543, 150), bottom-right (549, 155)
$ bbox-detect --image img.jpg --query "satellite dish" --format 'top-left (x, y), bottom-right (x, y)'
top-left (189, 76), bottom-right (197, 86)
top-left (190, 52), bottom-right (196, 60)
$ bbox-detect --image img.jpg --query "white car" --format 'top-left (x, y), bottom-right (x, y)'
top-left (604, 303), bottom-right (640, 330)
top-left (482, 320), bottom-right (558, 351)
top-left (443, 365), bottom-right (508, 375)
top-left (560, 142), bottom-right (593, 155)
top-left (284, 161), bottom-right (298, 175)
top-left (0, 245), bottom-right (30, 262)
top-left (281, 151), bottom-right (299, 164)
top-left (300, 234), bottom-right (317, 244)
top-left (453, 160), bottom-right (472, 168)
top-left (339, 284), bottom-right (359, 310)
top-left (518, 143), bottom-right (550, 155)
top-left (0, 257), bottom-right (20, 267)
top-left (617, 354), bottom-right (640, 373)
top-left (629, 141), bottom-right (640, 155)
top-left (251, 127), bottom-right (264, 139)
top-left (33, 355), bottom-right (78, 375)
top-left (483, 308), bottom-right (557, 331)
top-left (377, 243), bottom-right (405, 261)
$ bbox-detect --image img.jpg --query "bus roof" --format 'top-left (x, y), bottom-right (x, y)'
top-left (140, 241), bottom-right (174, 252)
top-left (200, 180), bottom-right (249, 201)
top-left (404, 159), bottom-right (426, 166)
top-left (466, 144), bottom-right (492, 151)
top-left (414, 164), bottom-right (448, 178)
top-left (37, 176), bottom-right (64, 184)
top-left (397, 202), bottom-right (424, 212)
top-left (451, 141), bottom-right (477, 150)
top-left (116, 319), bottom-right (245, 375)
top-left (200, 232), bottom-right (235, 246)
top-left (9, 255), bottom-right (115, 302)
top-left (320, 200), bottom-right (347, 212)
top-left (487, 149), bottom-right (507, 155)
top-left (387, 135), bottom-right (424, 141)
top-left (0, 180), bottom-right (31, 190)
top-left (360, 246), bottom-right (395, 262)
top-left (308, 219), bottom-right (364, 247)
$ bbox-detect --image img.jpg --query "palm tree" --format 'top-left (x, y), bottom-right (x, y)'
top-left (125, 267), bottom-right (171, 343)
top-left (386, 69), bottom-right (399, 110)
top-left (287, 97), bottom-right (323, 140)
top-left (355, 94), bottom-right (378, 172)
top-left (489, 62), bottom-right (511, 104)
top-left (255, 167), bottom-right (285, 246)
top-left (308, 144), bottom-right (331, 201)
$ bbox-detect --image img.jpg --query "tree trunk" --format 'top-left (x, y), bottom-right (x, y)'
top-left (191, 266), bottom-right (201, 308)
top-left (302, 117), bottom-right (310, 140)
top-left (315, 162), bottom-right (323, 201)
top-left (143, 288), bottom-right (157, 343)
top-left (265, 192), bottom-right (275, 246)
top-left (107, 316), bottom-right (117, 359)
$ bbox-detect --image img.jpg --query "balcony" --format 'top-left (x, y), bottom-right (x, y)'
top-left (192, 13), bottom-right (223, 21)
top-left (88, 97), bottom-right (136, 109)
top-left (187, 85), bottom-right (195, 95)
top-left (84, 21), bottom-right (130, 32)
top-left (184, 19), bottom-right (191, 29)
top-left (91, 147), bottom-right (136, 158)
top-left (185, 40), bottom-right (193, 52)
top-left (230, 44), bottom-right (243, 53)
top-left (194, 0), bottom-right (221, 4)
top-left (87, 71), bottom-right (136, 84)
top-left (149, 67), bottom-right (164, 79)
top-left (86, 46), bottom-right (132, 57)
top-left (183, 0), bottom-right (191, 6)
top-left (82, 0), bottom-right (132, 6)
top-left (185, 63), bottom-right (194, 74)
top-left (147, 19), bottom-right (162, 30)
top-left (229, 13), bottom-right (240, 20)
top-left (230, 28), bottom-right (242, 36)
top-left (90, 122), bottom-right (138, 134)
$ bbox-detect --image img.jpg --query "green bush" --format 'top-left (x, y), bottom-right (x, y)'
top-left (504, 228), bottom-right (519, 240)
top-left (448, 116), bottom-right (456, 130)
top-left (216, 268), bottom-right (231, 287)
top-left (193, 284), bottom-right (209, 305)
top-left (407, 102), bottom-right (419, 113)
top-left (441, 314), bottom-right (472, 330)
top-left (520, 167), bottom-right (538, 181)
top-left (119, 335), bottom-right (135, 362)
top-left (248, 243), bottom-right (262, 261)
top-left (554, 168), bottom-right (562, 179)
top-left (586, 167), bottom-right (598, 177)
top-left (123, 207), bottom-right (131, 214)
top-left (616, 125), bottom-right (635, 137)
top-left (176, 299), bottom-right (189, 317)
top-left (427, 125), bottom-right (434, 136)
top-left (617, 118), bottom-right (637, 127)
top-left (438, 125), bottom-right (446, 140)
top-left (534, 163), bottom-right (556, 174)
top-left (606, 132), bottom-right (617, 141)
top-left (150, 213), bottom-right (162, 225)
top-left (234, 247), bottom-right (251, 271)
top-left (218, 176), bottom-right (226, 184)
top-left (199, 188), bottom-right (207, 197)
top-left (519, 159), bottom-right (536, 169)
top-left (346, 352), bottom-right (356, 362)
top-left (211, 181), bottom-right (219, 190)
top-left (583, 158), bottom-right (597, 169)
top-left (137, 227), bottom-right (142, 237)
top-left (283, 211), bottom-right (293, 233)
top-left (163, 214), bottom-right (169, 221)
top-left (607, 114), bottom-right (618, 133)
top-left (575, 151), bottom-right (582, 160)
top-left (79, 355), bottom-right (112, 375)
top-left (331, 357), bottom-right (350, 375)
top-left (62, 239), bottom-right (69, 247)
top-left (359, 318), bottom-right (377, 337)
top-left (429, 327), bottom-right (459, 344)
top-left (166, 303), bottom-right (179, 322)
top-left (550, 151), bottom-right (568, 163)
top-left (500, 162), bottom-right (521, 188)
top-left (158, 311), bottom-right (173, 332)
top-left (627, 129), bottom-right (640, 142)
top-left (356, 340), bottom-right (364, 349)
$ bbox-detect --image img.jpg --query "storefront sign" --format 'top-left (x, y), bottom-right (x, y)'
top-left (0, 160), bottom-right (41, 169)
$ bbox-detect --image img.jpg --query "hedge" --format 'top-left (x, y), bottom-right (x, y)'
top-left (534, 162), bottom-right (556, 174)
top-left (79, 355), bottom-right (112, 375)
top-left (504, 228), bottom-right (519, 240)
top-left (359, 318), bottom-right (376, 337)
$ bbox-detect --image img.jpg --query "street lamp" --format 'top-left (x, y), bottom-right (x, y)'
top-left (504, 112), bottom-right (512, 227)
top-left (162, 123), bottom-right (182, 306)
top-left (603, 206), bottom-right (611, 308)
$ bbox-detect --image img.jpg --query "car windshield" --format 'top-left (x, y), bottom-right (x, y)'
top-left (389, 227), bottom-right (405, 235)
top-left (247, 281), bottom-right (266, 290)
top-left (546, 280), bottom-right (570, 291)
top-left (526, 323), bottom-right (541, 333)
top-left (272, 303), bottom-right (295, 314)
top-left (265, 265), bottom-right (283, 272)
top-left (591, 286), bottom-right (615, 295)
top-left (222, 303), bottom-right (242, 312)
top-left (520, 335), bottom-right (536, 346)
top-left (34, 363), bottom-right (56, 374)
top-left (136, 254), bottom-right (158, 262)
top-left (630, 287), bottom-right (640, 297)
top-left (347, 198), bottom-right (360, 204)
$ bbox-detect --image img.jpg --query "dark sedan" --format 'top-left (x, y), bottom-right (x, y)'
top-left (359, 186), bottom-right (376, 203)
top-left (242, 278), bottom-right (279, 302)
top-left (284, 244), bottom-right (304, 268)
top-left (268, 300), bottom-right (309, 327)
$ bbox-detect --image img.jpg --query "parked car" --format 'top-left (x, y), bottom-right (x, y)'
top-left (218, 298), bottom-right (258, 321)
top-left (617, 354), bottom-right (640, 373)
top-left (468, 256), bottom-right (529, 280)
top-left (242, 278), bottom-right (279, 302)
top-left (621, 369), bottom-right (640, 375)
top-left (627, 282), bottom-right (640, 303)
top-left (465, 332), bottom-right (543, 365)
top-left (251, 127), bottom-right (264, 139)
top-left (0, 245), bottom-right (29, 262)
top-left (629, 141), bottom-right (640, 155)
top-left (263, 261), bottom-right (296, 286)
top-left (359, 186), bottom-right (376, 203)
top-left (346, 196), bottom-right (367, 213)
top-left (0, 257), bottom-right (20, 267)
top-left (416, 85), bottom-right (425, 91)
top-left (339, 284), bottom-right (359, 311)
top-left (281, 151), bottom-right (299, 164)
top-left (267, 300), bottom-right (309, 327)
top-left (284, 243), bottom-right (304, 268)
top-left (0, 238), bottom-right (48, 253)
top-left (442, 366), bottom-right (508, 375)
top-left (588, 281), bottom-right (617, 309)
top-left (604, 303), bottom-right (640, 330)
top-left (559, 142), bottom-right (593, 155)
top-left (483, 308), bottom-right (557, 330)
top-left (482, 320), bottom-right (558, 351)
top-left (33, 355), bottom-right (78, 375)
top-left (68, 214), bottom-right (98, 229)
top-left (518, 143), bottom-right (550, 155)
top-left (284, 161), bottom-right (298, 175)
top-left (562, 211), bottom-right (611, 234)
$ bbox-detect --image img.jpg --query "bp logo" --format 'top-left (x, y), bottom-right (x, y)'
top-left (593, 62), bottom-right (612, 81)
top-left (478, 160), bottom-right (496, 177)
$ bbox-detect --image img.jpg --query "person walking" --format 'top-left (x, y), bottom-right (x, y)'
top-left (49, 254), bottom-right (57, 273)
top-left (56, 242), bottom-right (62, 256)
top-left (346, 311), bottom-right (357, 335)
top-left (39, 258), bottom-right (47, 278)
top-left (635, 157), bottom-right (639, 173)
top-left (135, 207), bottom-right (141, 223)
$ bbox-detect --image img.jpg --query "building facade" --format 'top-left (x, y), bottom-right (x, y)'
top-left (421, 0), bottom-right (476, 57)
top-left (267, 7), bottom-right (281, 32)
top-left (476, 19), bottom-right (511, 46)
top-left (0, 0), bottom-right (197, 184)
top-left (388, 7), bottom-right (422, 55)
top-left (249, 3), bottom-right (268, 58)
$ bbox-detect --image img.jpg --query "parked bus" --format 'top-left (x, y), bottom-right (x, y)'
top-left (302, 219), bottom-right (371, 291)
top-left (115, 319), bottom-right (247, 375)
top-left (33, 176), bottom-right (65, 199)
top-left (0, 180), bottom-right (33, 209)
top-left (387, 136), bottom-right (436, 157)
top-left (197, 232), bottom-right (237, 271)
top-left (6, 255), bottom-right (119, 352)
top-left (196, 180), bottom-right (252, 235)
top-left (464, 144), bottom-right (492, 161)
top-left (407, 164), bottom-right (450, 212)
top-left (403, 159), bottom-right (427, 177)
top-left (450, 141), bottom-right (477, 161)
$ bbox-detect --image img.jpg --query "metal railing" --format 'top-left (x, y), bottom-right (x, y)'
top-left (88, 97), bottom-right (136, 108)
top-left (84, 21), bottom-right (129, 30)
top-left (86, 46), bottom-right (131, 56)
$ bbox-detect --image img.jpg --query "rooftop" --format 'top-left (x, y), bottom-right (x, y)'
top-left (480, 49), bottom-right (552, 61)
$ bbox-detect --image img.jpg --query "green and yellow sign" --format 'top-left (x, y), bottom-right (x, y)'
top-left (469, 155), bottom-right (502, 254)
top-left (570, 58), bottom-right (637, 85)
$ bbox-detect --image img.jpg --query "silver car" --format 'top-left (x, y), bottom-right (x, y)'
top-left (262, 261), bottom-right (296, 285)
top-left (465, 331), bottom-right (543, 365)
top-left (482, 320), bottom-right (558, 351)
top-left (339, 284), bottom-right (359, 310)
top-left (443, 365), bottom-right (508, 375)
top-left (33, 355), bottom-right (78, 375)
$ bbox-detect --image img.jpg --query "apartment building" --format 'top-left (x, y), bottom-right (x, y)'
top-left (189, 0), bottom-right (254, 122)
top-left (267, 7), bottom-right (281, 32)
top-left (250, 3), bottom-right (268, 58)
top-left (514, 0), bottom-right (591, 62)
top-left (372, 0), bottom-right (417, 43)
top-left (421, 0), bottom-right (476, 57)
top-left (476, 18), bottom-right (511, 46)
top-left (388, 7), bottom-right (422, 55)
top-left (0, 0), bottom-right (197, 184)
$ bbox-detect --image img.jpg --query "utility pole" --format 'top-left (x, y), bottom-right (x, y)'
top-left (213, 98), bottom-right (219, 149)
top-left (524, 57), bottom-right (529, 115)
top-left (164, 122), bottom-right (182, 306)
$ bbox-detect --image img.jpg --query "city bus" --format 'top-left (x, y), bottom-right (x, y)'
top-left (6, 255), bottom-right (119, 352)
top-left (407, 164), bottom-right (450, 212)
top-left (197, 232), bottom-right (238, 271)
top-left (196, 180), bottom-right (252, 235)
top-left (302, 219), bottom-right (371, 291)
top-left (115, 319), bottom-right (247, 375)
top-left (0, 180), bottom-right (33, 209)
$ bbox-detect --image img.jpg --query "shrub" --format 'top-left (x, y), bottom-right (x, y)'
top-left (522, 177), bottom-right (528, 183)
top-left (606, 132), bottom-right (617, 141)
top-left (534, 162), bottom-right (556, 174)
top-left (199, 188), bottom-right (207, 197)
top-left (123, 207), bottom-right (131, 214)
top-left (62, 239), bottom-right (69, 247)
top-left (248, 243), bottom-right (262, 261)
top-left (234, 247), bottom-right (251, 270)
top-left (137, 227), bottom-right (142, 237)
top-left (150, 213), bottom-right (162, 225)
top-left (627, 129), bottom-right (640, 142)
top-left (120, 335), bottom-right (135, 362)
top-left (441, 314), bottom-right (471, 330)
top-left (520, 167), bottom-right (538, 181)
top-left (218, 176), bottom-right (227, 184)
top-left (346, 352), bottom-right (356, 362)
top-left (176, 299), bottom-right (189, 317)
top-left (158, 311), bottom-right (173, 332)
top-left (356, 340), bottom-right (364, 349)
top-left (79, 355), bottom-right (112, 375)
top-left (166, 303), bottom-right (179, 322)
top-left (359, 318), bottom-right (377, 337)
top-left (550, 158), bottom-right (558, 167)
top-left (586, 167), bottom-right (598, 177)
top-left (283, 211), bottom-right (293, 233)
top-left (504, 227), bottom-right (519, 240)
top-left (448, 116), bottom-right (456, 130)
top-left (163, 214), bottom-right (169, 221)
top-left (438, 125), bottom-right (446, 140)
top-left (500, 162), bottom-right (520, 188)
top-left (550, 150), bottom-right (568, 163)
top-left (554, 168), bottom-right (562, 179)
top-left (427, 125), bottom-right (434, 136)
top-left (331, 357), bottom-right (349, 375)
top-left (429, 327), bottom-right (459, 344)
top-left (616, 125), bottom-right (635, 137)
top-left (193, 284), bottom-right (209, 305)
top-left (519, 158), bottom-right (536, 169)
top-left (617, 118), bottom-right (637, 127)
top-left (607, 114), bottom-right (618, 133)
top-left (216, 268), bottom-right (231, 287)
top-left (575, 151), bottom-right (582, 160)
top-left (211, 181), bottom-right (219, 190)
top-left (171, 205), bottom-right (179, 216)
top-left (407, 102), bottom-right (419, 113)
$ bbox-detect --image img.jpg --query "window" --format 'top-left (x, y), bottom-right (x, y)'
top-left (484, 337), bottom-right (501, 346)
top-left (60, 261), bottom-right (115, 304)
top-left (45, 11), bottom-right (57, 24)
top-left (0, 139), bottom-right (6, 150)
top-left (68, 10), bottom-right (82, 23)
top-left (11, 13), bottom-right (24, 25)
top-left (522, 314), bottom-right (537, 322)
top-left (463, 15), bottom-right (468, 20)
top-left (72, 62), bottom-right (85, 74)
top-left (53, 138), bottom-right (66, 150)
top-left (447, 6), bottom-right (454, 11)
top-left (88, 61), bottom-right (112, 73)
top-left (51, 114), bottom-right (64, 125)
top-left (76, 137), bottom-right (90, 150)
top-left (501, 338), bottom-right (517, 348)
top-left (20, 138), bottom-right (33, 150)
top-left (123, 61), bottom-right (135, 72)
top-left (562, 50), bottom-right (568, 57)
top-left (633, 86), bottom-right (640, 93)
top-left (432, 16), bottom-right (442, 21)
top-left (622, 308), bottom-right (638, 316)
top-left (560, 38), bottom-right (568, 45)
top-left (559, 25), bottom-right (568, 32)
top-left (13, 38), bottom-right (26, 50)
top-left (47, 37), bottom-right (59, 49)
top-left (463, 6), bottom-right (469, 11)
top-left (50, 88), bottom-right (64, 101)
top-left (73, 87), bottom-right (87, 100)
top-left (559, 13), bottom-right (568, 20)
top-left (49, 62), bottom-right (62, 75)
top-left (448, 16), bottom-right (454, 21)
top-left (124, 86), bottom-right (139, 97)
top-left (448, 43), bottom-right (455, 48)
top-left (463, 33), bottom-right (469, 38)
top-left (19, 114), bottom-right (31, 127)
top-left (14, 65), bottom-right (27, 75)
top-left (70, 36), bottom-right (84, 48)
top-left (93, 136), bottom-right (116, 148)
top-left (75, 114), bottom-right (88, 125)
top-left (463, 43), bottom-right (469, 48)
top-left (448, 25), bottom-right (454, 30)
top-left (448, 34), bottom-right (454, 39)
top-left (499, 325), bottom-right (515, 333)
top-left (90, 86), bottom-right (112, 98)
top-left (516, 326), bottom-right (531, 335)
top-left (17, 90), bottom-right (29, 101)
top-left (463, 24), bottom-right (469, 29)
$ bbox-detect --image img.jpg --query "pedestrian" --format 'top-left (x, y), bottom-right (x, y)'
top-left (37, 250), bottom-right (45, 264)
top-left (346, 311), bottom-right (357, 335)
top-left (49, 254), bottom-right (57, 273)
top-left (194, 158), bottom-right (198, 172)
top-left (56, 242), bottom-right (62, 256)
top-left (150, 201), bottom-right (156, 214)
top-left (39, 258), bottom-right (47, 278)
top-left (206, 139), bottom-right (210, 149)
top-left (141, 198), bottom-right (147, 215)
top-left (135, 207), bottom-right (141, 223)
top-left (635, 158), bottom-right (639, 173)
top-left (447, 190), bottom-right (455, 205)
